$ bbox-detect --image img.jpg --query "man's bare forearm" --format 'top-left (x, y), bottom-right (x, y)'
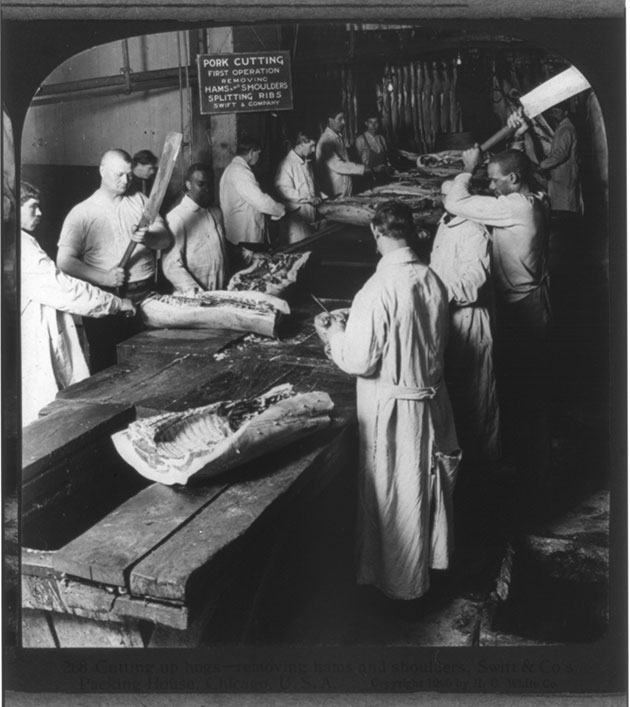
top-left (57, 250), bottom-right (110, 287)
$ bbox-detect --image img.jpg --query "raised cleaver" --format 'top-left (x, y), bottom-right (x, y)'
top-left (480, 66), bottom-right (591, 152)
top-left (117, 130), bottom-right (183, 289)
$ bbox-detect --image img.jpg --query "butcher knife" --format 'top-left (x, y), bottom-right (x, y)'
top-left (311, 293), bottom-right (333, 316)
top-left (117, 130), bottom-right (183, 289)
top-left (480, 66), bottom-right (591, 152)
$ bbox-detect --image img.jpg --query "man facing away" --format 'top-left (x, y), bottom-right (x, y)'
top-left (430, 180), bottom-right (501, 462)
top-left (219, 135), bottom-right (285, 247)
top-left (315, 109), bottom-right (371, 198)
top-left (274, 131), bottom-right (325, 245)
top-left (315, 201), bottom-right (461, 601)
top-left (20, 180), bottom-right (135, 425)
top-left (162, 163), bottom-right (229, 294)
top-left (57, 148), bottom-right (172, 372)
top-left (443, 134), bottom-right (552, 502)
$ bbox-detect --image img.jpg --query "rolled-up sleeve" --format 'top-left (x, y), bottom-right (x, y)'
top-left (444, 173), bottom-right (517, 228)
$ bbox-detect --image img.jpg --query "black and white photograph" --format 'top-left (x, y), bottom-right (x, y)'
top-left (2, 1), bottom-right (626, 705)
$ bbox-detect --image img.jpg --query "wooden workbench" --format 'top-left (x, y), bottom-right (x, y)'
top-left (21, 290), bottom-right (359, 647)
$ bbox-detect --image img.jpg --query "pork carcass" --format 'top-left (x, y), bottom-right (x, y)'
top-left (112, 384), bottom-right (335, 485)
top-left (138, 290), bottom-right (289, 338)
top-left (227, 251), bottom-right (311, 297)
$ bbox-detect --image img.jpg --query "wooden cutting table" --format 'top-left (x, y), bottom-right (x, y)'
top-left (21, 292), bottom-right (358, 648)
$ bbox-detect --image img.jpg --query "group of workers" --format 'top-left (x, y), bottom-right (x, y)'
top-left (20, 106), bottom-right (396, 424)
top-left (314, 105), bottom-right (580, 603)
top-left (20, 99), bottom-right (579, 608)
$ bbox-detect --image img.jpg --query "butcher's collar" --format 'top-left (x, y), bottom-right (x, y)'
top-left (441, 213), bottom-right (467, 228)
top-left (180, 194), bottom-right (204, 212)
top-left (290, 149), bottom-right (308, 164)
top-left (325, 127), bottom-right (343, 139)
top-left (377, 245), bottom-right (419, 269)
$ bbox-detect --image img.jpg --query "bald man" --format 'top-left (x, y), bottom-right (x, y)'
top-left (57, 148), bottom-right (171, 371)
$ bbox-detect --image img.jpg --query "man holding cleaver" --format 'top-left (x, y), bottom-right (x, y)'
top-left (57, 148), bottom-right (172, 372)
top-left (443, 111), bottom-right (552, 508)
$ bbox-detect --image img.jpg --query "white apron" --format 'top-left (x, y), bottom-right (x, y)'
top-left (329, 246), bottom-right (461, 599)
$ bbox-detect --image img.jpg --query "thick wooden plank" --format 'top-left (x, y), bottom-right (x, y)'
top-left (117, 328), bottom-right (243, 365)
top-left (129, 422), bottom-right (354, 602)
top-left (22, 401), bottom-right (135, 483)
top-left (21, 609), bottom-right (57, 648)
top-left (131, 354), bottom-right (246, 412)
top-left (23, 442), bottom-right (148, 552)
top-left (22, 401), bottom-right (148, 552)
top-left (50, 358), bottom-right (170, 405)
top-left (52, 482), bottom-right (229, 586)
top-left (22, 551), bottom-right (189, 630)
top-left (41, 355), bottom-right (235, 414)
top-left (146, 601), bottom-right (216, 647)
top-left (112, 595), bottom-right (188, 630)
top-left (22, 573), bottom-right (67, 615)
top-left (52, 348), bottom-right (355, 583)
top-left (22, 575), bottom-right (189, 630)
top-left (23, 437), bottom-right (143, 511)
top-left (23, 572), bottom-right (116, 617)
top-left (21, 549), bottom-right (58, 577)
top-left (51, 613), bottom-right (145, 648)
top-left (149, 345), bottom-right (355, 414)
top-left (144, 359), bottom-right (314, 414)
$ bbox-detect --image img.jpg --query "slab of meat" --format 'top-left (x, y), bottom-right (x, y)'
top-left (415, 149), bottom-right (464, 178)
top-left (363, 183), bottom-right (441, 198)
top-left (227, 251), bottom-right (311, 297)
top-left (318, 194), bottom-right (442, 228)
top-left (111, 384), bottom-right (335, 485)
top-left (139, 290), bottom-right (289, 338)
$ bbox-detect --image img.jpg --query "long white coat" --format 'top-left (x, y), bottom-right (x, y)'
top-left (21, 231), bottom-right (122, 425)
top-left (219, 156), bottom-right (285, 245)
top-left (274, 149), bottom-right (319, 244)
top-left (431, 215), bottom-right (501, 460)
top-left (315, 127), bottom-right (365, 198)
top-left (329, 246), bottom-right (461, 599)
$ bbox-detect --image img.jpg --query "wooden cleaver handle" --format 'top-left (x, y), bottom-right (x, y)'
top-left (118, 238), bottom-right (137, 270)
top-left (479, 125), bottom-right (517, 153)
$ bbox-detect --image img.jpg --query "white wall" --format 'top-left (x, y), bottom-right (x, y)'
top-left (21, 31), bottom-right (192, 166)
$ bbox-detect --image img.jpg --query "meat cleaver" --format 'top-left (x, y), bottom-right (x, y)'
top-left (480, 66), bottom-right (591, 152)
top-left (117, 131), bottom-right (183, 279)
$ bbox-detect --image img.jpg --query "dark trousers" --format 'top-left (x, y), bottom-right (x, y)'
top-left (83, 278), bottom-right (153, 374)
top-left (495, 286), bottom-right (553, 495)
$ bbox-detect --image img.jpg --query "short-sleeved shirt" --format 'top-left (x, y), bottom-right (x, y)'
top-left (58, 190), bottom-right (158, 283)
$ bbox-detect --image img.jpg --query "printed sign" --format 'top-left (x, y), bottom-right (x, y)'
top-left (197, 51), bottom-right (293, 114)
